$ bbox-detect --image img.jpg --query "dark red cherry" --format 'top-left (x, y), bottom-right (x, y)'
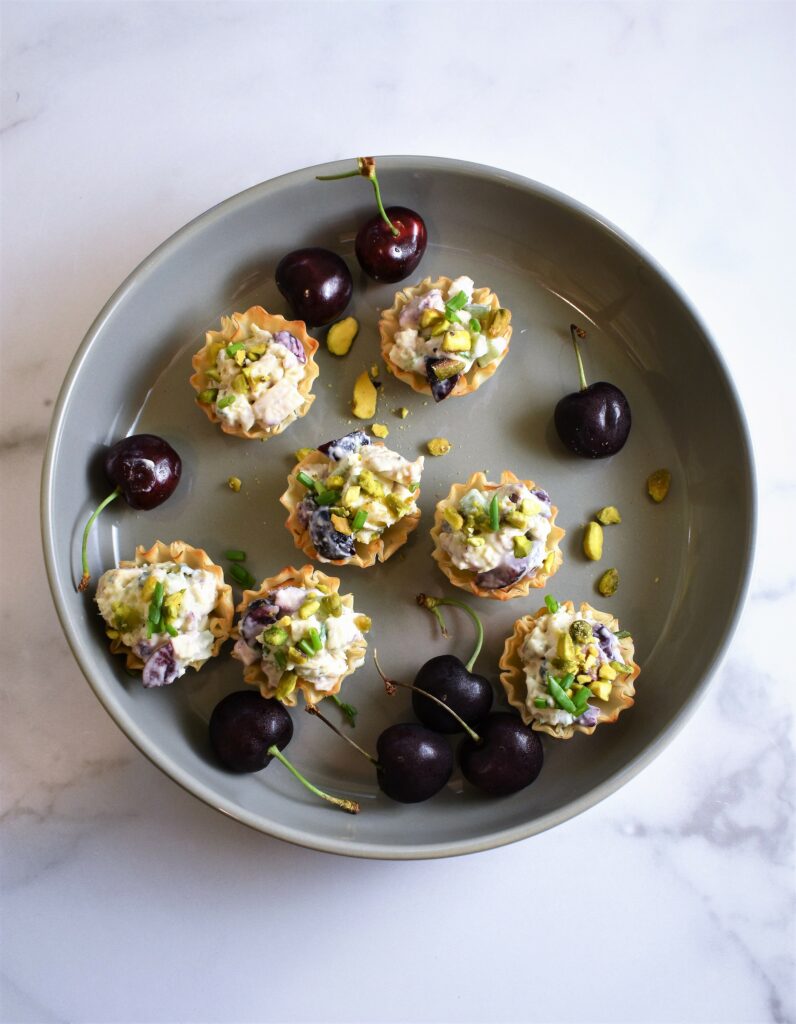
top-left (355, 206), bottom-right (427, 283)
top-left (459, 713), bottom-right (544, 796)
top-left (209, 692), bottom-right (358, 813)
top-left (554, 325), bottom-right (631, 458)
top-left (77, 433), bottom-right (182, 591)
top-left (275, 247), bottom-right (353, 327)
top-left (376, 724), bottom-right (453, 803)
top-left (104, 433), bottom-right (182, 510)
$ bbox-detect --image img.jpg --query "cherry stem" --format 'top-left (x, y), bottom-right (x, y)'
top-left (267, 743), bottom-right (360, 814)
top-left (305, 705), bottom-right (378, 766)
top-left (416, 594), bottom-right (484, 672)
top-left (372, 650), bottom-right (481, 744)
top-left (330, 693), bottom-right (358, 727)
top-left (570, 324), bottom-right (588, 392)
top-left (316, 156), bottom-right (399, 236)
top-left (78, 486), bottom-right (122, 592)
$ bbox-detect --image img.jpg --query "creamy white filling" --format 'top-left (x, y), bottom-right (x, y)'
top-left (439, 484), bottom-right (552, 574)
top-left (389, 278), bottom-right (509, 376)
top-left (96, 562), bottom-right (219, 676)
top-left (213, 324), bottom-right (306, 431)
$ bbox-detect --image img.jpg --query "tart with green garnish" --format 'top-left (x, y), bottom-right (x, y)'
top-left (378, 275), bottom-right (512, 401)
top-left (280, 430), bottom-right (423, 567)
top-left (430, 471), bottom-right (564, 600)
top-left (499, 599), bottom-right (640, 739)
top-left (190, 306), bottom-right (319, 440)
top-left (232, 565), bottom-right (369, 707)
top-left (95, 541), bottom-right (234, 687)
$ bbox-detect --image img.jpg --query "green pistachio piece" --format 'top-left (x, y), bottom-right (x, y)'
top-left (321, 593), bottom-right (343, 617)
top-left (358, 470), bottom-right (385, 498)
top-left (596, 505), bottom-right (622, 525)
top-left (513, 535), bottom-right (531, 558)
top-left (505, 510), bottom-right (529, 530)
top-left (275, 672), bottom-right (298, 701)
top-left (262, 626), bottom-right (289, 647)
top-left (569, 619), bottom-right (593, 644)
top-left (597, 568), bottom-right (619, 596)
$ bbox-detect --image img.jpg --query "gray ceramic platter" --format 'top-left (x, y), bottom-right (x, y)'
top-left (42, 157), bottom-right (755, 859)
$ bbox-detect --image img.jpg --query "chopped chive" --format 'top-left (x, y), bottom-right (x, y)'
top-left (298, 637), bottom-right (315, 658)
top-left (147, 582), bottom-right (164, 625)
top-left (308, 627), bottom-right (323, 653)
top-left (615, 630), bottom-right (631, 639)
top-left (316, 489), bottom-right (340, 506)
top-left (146, 621), bottom-right (154, 639)
top-left (274, 647), bottom-right (288, 670)
top-left (489, 494), bottom-right (500, 531)
top-left (547, 675), bottom-right (577, 714)
top-left (165, 622), bottom-right (179, 638)
top-left (224, 549), bottom-right (246, 562)
top-left (296, 471), bottom-right (315, 490)
top-left (226, 342), bottom-right (245, 356)
top-left (544, 595), bottom-right (559, 614)
top-left (444, 290), bottom-right (468, 320)
top-left (229, 563), bottom-right (256, 588)
top-left (351, 508), bottom-right (368, 531)
top-left (469, 318), bottom-right (481, 333)
top-left (573, 689), bottom-right (590, 715)
top-left (217, 394), bottom-right (235, 410)
top-left (408, 482), bottom-right (419, 492)
top-left (534, 697), bottom-right (548, 709)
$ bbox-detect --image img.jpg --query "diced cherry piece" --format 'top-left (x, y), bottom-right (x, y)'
top-left (475, 556), bottom-right (530, 591)
top-left (317, 431), bottom-right (370, 460)
top-left (425, 357), bottom-right (459, 402)
top-left (240, 599), bottom-right (279, 646)
top-left (142, 642), bottom-right (179, 687)
top-left (272, 330), bottom-right (306, 364)
top-left (309, 507), bottom-right (356, 561)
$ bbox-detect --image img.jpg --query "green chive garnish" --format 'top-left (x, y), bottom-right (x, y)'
top-left (165, 622), bottom-right (179, 638)
top-left (274, 647), bottom-right (288, 670)
top-left (224, 549), bottom-right (246, 562)
top-left (296, 471), bottom-right (316, 490)
top-left (147, 582), bottom-right (164, 625)
top-left (489, 494), bottom-right (500, 531)
top-left (298, 637), bottom-right (315, 658)
top-left (547, 675), bottom-right (577, 714)
top-left (230, 563), bottom-right (256, 588)
top-left (308, 627), bottom-right (323, 653)
top-left (351, 508), bottom-right (368, 531)
top-left (444, 290), bottom-right (468, 320)
top-left (534, 697), bottom-right (548, 709)
top-left (544, 595), bottom-right (559, 614)
top-left (469, 318), bottom-right (480, 333)
top-left (146, 621), bottom-right (154, 639)
top-left (217, 394), bottom-right (235, 410)
top-left (573, 688), bottom-right (590, 715)
top-left (615, 630), bottom-right (631, 639)
top-left (226, 342), bottom-right (245, 356)
top-left (316, 489), bottom-right (340, 506)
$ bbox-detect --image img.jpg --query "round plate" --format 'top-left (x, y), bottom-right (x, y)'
top-left (41, 157), bottom-right (755, 859)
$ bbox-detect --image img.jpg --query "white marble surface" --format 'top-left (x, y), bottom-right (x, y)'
top-left (2, 2), bottom-right (795, 1022)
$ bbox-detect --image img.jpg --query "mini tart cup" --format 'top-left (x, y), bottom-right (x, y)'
top-left (105, 540), bottom-right (234, 673)
top-left (430, 471), bottom-right (565, 601)
top-left (498, 600), bottom-right (640, 739)
top-left (189, 306), bottom-right (320, 440)
top-left (279, 448), bottom-right (421, 568)
top-left (378, 276), bottom-right (511, 397)
top-left (231, 565), bottom-right (368, 707)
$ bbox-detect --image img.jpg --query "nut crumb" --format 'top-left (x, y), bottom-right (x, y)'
top-left (227, 476), bottom-right (242, 492)
top-left (427, 437), bottom-right (452, 457)
top-left (371, 423), bottom-right (389, 438)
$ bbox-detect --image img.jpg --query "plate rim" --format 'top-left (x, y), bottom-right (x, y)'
top-left (40, 155), bottom-right (757, 859)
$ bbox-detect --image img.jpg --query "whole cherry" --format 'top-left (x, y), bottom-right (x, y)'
top-left (275, 247), bottom-right (353, 327)
top-left (317, 157), bottom-right (427, 283)
top-left (77, 434), bottom-right (182, 591)
top-left (554, 324), bottom-right (631, 458)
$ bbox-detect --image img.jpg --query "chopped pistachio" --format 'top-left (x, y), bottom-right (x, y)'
top-left (596, 505), bottom-right (622, 525)
top-left (576, 673), bottom-right (593, 684)
top-left (583, 521), bottom-right (604, 561)
top-left (611, 660), bottom-right (633, 675)
top-left (247, 342), bottom-right (266, 357)
top-left (598, 664), bottom-right (618, 681)
top-left (427, 437), bottom-right (452, 457)
top-left (520, 498), bottom-right (539, 515)
top-left (321, 593), bottom-right (342, 617)
top-left (299, 600), bottom-right (320, 620)
top-left (295, 447), bottom-right (314, 462)
top-left (590, 680), bottom-right (612, 701)
top-left (385, 493), bottom-right (410, 517)
top-left (163, 590), bottom-right (184, 618)
top-left (597, 568), bottom-right (619, 596)
top-left (197, 388), bottom-right (218, 404)
top-left (142, 577), bottom-right (158, 602)
top-left (326, 474), bottom-right (345, 489)
top-left (466, 536), bottom-right (485, 548)
top-left (419, 308), bottom-right (445, 330)
top-left (234, 348), bottom-right (247, 367)
top-left (227, 476), bottom-right (242, 492)
top-left (513, 535), bottom-right (532, 558)
top-left (105, 628), bottom-right (120, 640)
top-left (443, 507), bottom-right (464, 530)
top-left (355, 614), bottom-right (372, 632)
top-left (541, 551), bottom-right (555, 574)
top-left (371, 423), bottom-right (389, 438)
top-left (263, 626), bottom-right (289, 647)
top-left (231, 372), bottom-right (248, 394)
top-left (396, 407), bottom-right (409, 419)
top-left (359, 470), bottom-right (384, 498)
top-left (557, 632), bottom-right (576, 664)
top-left (331, 514), bottom-right (352, 534)
top-left (342, 484), bottom-right (361, 507)
top-left (287, 646), bottom-right (306, 664)
top-left (204, 368), bottom-right (220, 382)
top-left (277, 616), bottom-right (292, 628)
top-left (326, 316), bottom-right (359, 356)
top-left (430, 357), bottom-right (465, 381)
top-left (486, 307), bottom-right (511, 338)
top-left (505, 510), bottom-right (529, 530)
top-left (430, 318), bottom-right (451, 338)
top-left (441, 329), bottom-right (472, 353)
top-left (647, 468), bottom-right (672, 503)
top-left (352, 371), bottom-right (378, 419)
top-left (569, 619), bottom-right (593, 644)
top-left (276, 672), bottom-right (298, 701)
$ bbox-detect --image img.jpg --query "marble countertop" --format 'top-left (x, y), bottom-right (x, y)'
top-left (2, 2), bottom-right (794, 1022)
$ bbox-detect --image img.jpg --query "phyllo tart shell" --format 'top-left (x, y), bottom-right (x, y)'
top-left (430, 471), bottom-right (565, 601)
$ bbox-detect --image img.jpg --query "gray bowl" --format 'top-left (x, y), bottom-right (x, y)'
top-left (41, 157), bottom-right (755, 858)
